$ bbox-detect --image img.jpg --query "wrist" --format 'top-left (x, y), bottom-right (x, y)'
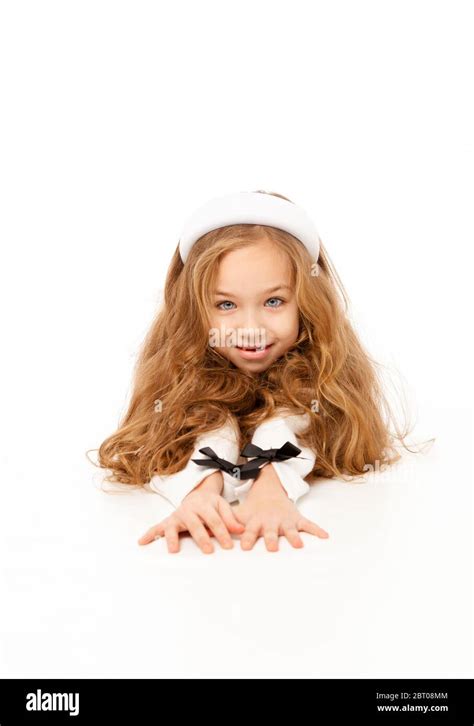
top-left (196, 471), bottom-right (224, 495)
top-left (248, 464), bottom-right (288, 500)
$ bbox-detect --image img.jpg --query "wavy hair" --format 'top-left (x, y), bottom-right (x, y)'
top-left (91, 190), bottom-right (417, 488)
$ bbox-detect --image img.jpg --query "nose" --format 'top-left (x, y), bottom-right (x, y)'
top-left (233, 306), bottom-right (267, 346)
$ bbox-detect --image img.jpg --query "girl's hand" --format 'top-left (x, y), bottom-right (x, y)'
top-left (233, 465), bottom-right (329, 552)
top-left (138, 471), bottom-right (245, 554)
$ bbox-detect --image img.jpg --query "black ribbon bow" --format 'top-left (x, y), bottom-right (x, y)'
top-left (191, 447), bottom-right (242, 479)
top-left (238, 441), bottom-right (308, 479)
top-left (192, 441), bottom-right (307, 481)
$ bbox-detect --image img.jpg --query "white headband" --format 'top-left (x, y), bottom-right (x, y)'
top-left (178, 191), bottom-right (320, 263)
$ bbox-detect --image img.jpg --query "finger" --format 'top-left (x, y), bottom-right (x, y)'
top-left (282, 525), bottom-right (304, 549)
top-left (263, 526), bottom-right (280, 552)
top-left (199, 507), bottom-right (234, 549)
top-left (137, 521), bottom-right (167, 545)
top-left (183, 512), bottom-right (215, 554)
top-left (231, 504), bottom-right (245, 524)
top-left (297, 517), bottom-right (330, 539)
top-left (240, 519), bottom-right (261, 551)
top-left (217, 499), bottom-right (245, 533)
top-left (164, 524), bottom-right (181, 553)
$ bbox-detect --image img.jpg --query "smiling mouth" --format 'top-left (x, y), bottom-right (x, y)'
top-left (234, 343), bottom-right (274, 359)
top-left (236, 344), bottom-right (273, 351)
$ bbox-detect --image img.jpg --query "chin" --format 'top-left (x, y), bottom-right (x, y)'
top-left (232, 357), bottom-right (276, 374)
top-left (238, 363), bottom-right (269, 373)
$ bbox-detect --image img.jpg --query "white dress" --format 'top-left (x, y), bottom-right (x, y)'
top-left (145, 409), bottom-right (315, 508)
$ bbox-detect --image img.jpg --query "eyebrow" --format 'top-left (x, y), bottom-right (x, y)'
top-left (214, 284), bottom-right (292, 297)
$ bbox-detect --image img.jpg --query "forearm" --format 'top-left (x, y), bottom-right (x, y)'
top-left (246, 411), bottom-right (315, 504)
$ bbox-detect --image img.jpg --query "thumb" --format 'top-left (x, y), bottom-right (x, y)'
top-left (218, 499), bottom-right (245, 531)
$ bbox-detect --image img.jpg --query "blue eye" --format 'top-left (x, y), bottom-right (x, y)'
top-left (217, 300), bottom-right (236, 311)
top-left (216, 297), bottom-right (285, 310)
top-left (265, 297), bottom-right (284, 308)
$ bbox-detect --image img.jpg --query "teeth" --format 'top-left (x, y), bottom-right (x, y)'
top-left (237, 344), bottom-right (269, 351)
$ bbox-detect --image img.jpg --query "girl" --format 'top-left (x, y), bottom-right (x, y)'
top-left (94, 190), bottom-right (411, 554)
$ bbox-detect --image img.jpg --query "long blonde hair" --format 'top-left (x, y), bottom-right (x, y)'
top-left (91, 191), bottom-right (416, 488)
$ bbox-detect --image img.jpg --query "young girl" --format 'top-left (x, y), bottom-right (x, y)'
top-left (95, 190), bottom-right (410, 554)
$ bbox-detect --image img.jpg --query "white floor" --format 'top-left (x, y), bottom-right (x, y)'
top-left (0, 405), bottom-right (472, 679)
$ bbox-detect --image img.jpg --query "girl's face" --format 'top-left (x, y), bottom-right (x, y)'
top-left (208, 239), bottom-right (300, 374)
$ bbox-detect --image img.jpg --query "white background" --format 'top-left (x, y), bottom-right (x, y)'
top-left (0, 0), bottom-right (472, 678)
